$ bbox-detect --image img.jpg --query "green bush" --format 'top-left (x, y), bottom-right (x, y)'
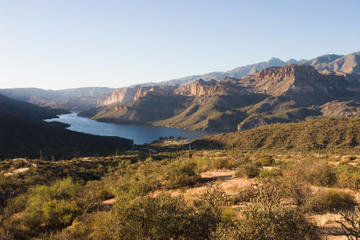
top-left (233, 204), bottom-right (320, 240)
top-left (212, 158), bottom-right (238, 170)
top-left (305, 160), bottom-right (336, 186)
top-left (91, 191), bottom-right (226, 240)
top-left (336, 164), bottom-right (360, 190)
top-left (166, 161), bottom-right (200, 188)
top-left (305, 190), bottom-right (356, 213)
top-left (235, 163), bottom-right (260, 178)
top-left (257, 155), bottom-right (275, 166)
top-left (283, 160), bottom-right (335, 187)
top-left (212, 180), bottom-right (319, 240)
top-left (1, 178), bottom-right (85, 239)
top-left (259, 168), bottom-right (282, 179)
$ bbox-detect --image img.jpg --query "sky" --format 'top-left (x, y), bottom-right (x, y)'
top-left (0, 0), bottom-right (359, 90)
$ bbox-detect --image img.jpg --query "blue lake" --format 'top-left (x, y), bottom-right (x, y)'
top-left (45, 112), bottom-right (211, 144)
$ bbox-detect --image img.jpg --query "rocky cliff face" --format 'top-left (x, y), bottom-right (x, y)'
top-left (98, 87), bottom-right (145, 105)
top-left (243, 64), bottom-right (349, 97)
top-left (98, 86), bottom-right (176, 105)
top-left (174, 79), bottom-right (236, 96)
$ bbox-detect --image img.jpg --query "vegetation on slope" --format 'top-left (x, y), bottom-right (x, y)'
top-left (1, 117), bottom-right (360, 239)
top-left (155, 93), bottom-right (266, 131)
top-left (81, 94), bottom-right (193, 124)
top-left (193, 117), bottom-right (360, 150)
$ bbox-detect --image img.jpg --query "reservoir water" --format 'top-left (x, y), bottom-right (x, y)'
top-left (45, 112), bottom-right (211, 144)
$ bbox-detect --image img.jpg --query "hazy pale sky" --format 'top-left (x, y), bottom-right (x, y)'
top-left (0, 0), bottom-right (359, 89)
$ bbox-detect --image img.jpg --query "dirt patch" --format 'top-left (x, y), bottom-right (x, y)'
top-left (308, 213), bottom-right (347, 240)
top-left (4, 167), bottom-right (30, 177)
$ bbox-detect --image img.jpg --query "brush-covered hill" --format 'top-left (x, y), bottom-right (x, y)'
top-left (193, 117), bottom-right (360, 151)
top-left (0, 94), bottom-right (133, 159)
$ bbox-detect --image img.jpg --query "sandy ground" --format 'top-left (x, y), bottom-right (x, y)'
top-left (4, 167), bottom-right (30, 176)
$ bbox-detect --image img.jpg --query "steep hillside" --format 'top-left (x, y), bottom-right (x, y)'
top-left (193, 118), bottom-right (360, 150)
top-left (0, 94), bottom-right (67, 120)
top-left (155, 93), bottom-right (266, 131)
top-left (81, 93), bottom-right (193, 124)
top-left (0, 94), bottom-right (132, 159)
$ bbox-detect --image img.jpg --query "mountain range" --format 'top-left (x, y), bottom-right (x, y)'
top-left (81, 61), bottom-right (360, 131)
top-left (1, 51), bottom-right (360, 132)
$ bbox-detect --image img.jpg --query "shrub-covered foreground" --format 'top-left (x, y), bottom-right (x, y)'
top-left (0, 179), bottom-right (320, 240)
top-left (1, 146), bottom-right (360, 239)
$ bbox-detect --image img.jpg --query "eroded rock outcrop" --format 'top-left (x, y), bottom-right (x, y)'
top-left (98, 86), bottom-right (176, 105)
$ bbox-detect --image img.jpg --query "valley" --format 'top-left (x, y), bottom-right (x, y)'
top-left (0, 51), bottom-right (360, 240)
top-left (2, 2), bottom-right (360, 239)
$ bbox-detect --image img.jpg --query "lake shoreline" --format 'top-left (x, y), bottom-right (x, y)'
top-left (45, 112), bottom-right (212, 144)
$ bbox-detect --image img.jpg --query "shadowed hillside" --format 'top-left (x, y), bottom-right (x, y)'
top-left (0, 94), bottom-right (133, 159)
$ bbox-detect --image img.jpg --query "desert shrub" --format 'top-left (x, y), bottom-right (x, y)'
top-left (0, 231), bottom-right (14, 240)
top-left (45, 220), bottom-right (90, 240)
top-left (283, 160), bottom-right (335, 187)
top-left (22, 178), bottom-right (82, 230)
top-left (257, 155), bottom-right (275, 166)
top-left (232, 204), bottom-right (320, 240)
top-left (191, 185), bottom-right (231, 239)
top-left (91, 189), bottom-right (228, 240)
top-left (281, 167), bottom-right (312, 206)
top-left (114, 160), bottom-right (163, 197)
top-left (336, 164), bottom-right (360, 190)
top-left (235, 163), bottom-right (260, 178)
top-left (2, 193), bottom-right (27, 217)
top-left (212, 180), bottom-right (320, 240)
top-left (259, 168), bottom-right (282, 179)
top-left (305, 189), bottom-right (356, 213)
top-left (166, 161), bottom-right (200, 188)
top-left (0, 178), bottom-right (87, 239)
top-left (212, 158), bottom-right (238, 170)
top-left (232, 186), bottom-right (256, 203)
top-left (305, 160), bottom-right (336, 186)
top-left (91, 194), bottom-right (192, 239)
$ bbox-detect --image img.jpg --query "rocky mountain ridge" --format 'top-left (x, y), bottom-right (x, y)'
top-left (2, 51), bottom-right (359, 116)
top-left (99, 51), bottom-right (360, 106)
top-left (83, 63), bottom-right (360, 132)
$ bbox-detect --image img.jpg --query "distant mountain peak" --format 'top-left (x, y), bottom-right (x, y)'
top-left (267, 57), bottom-right (285, 65)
